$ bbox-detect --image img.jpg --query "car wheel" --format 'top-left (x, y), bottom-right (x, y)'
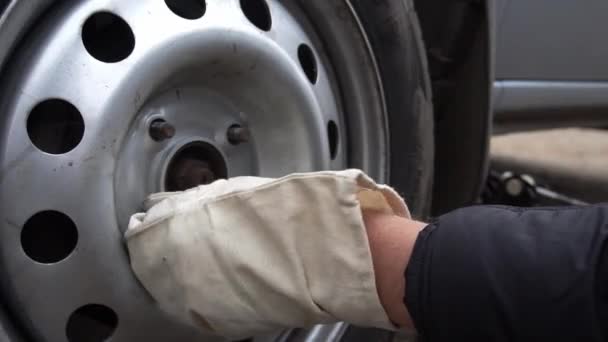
top-left (0, 0), bottom-right (432, 341)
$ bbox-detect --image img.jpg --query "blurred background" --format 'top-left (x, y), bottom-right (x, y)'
top-left (491, 128), bottom-right (608, 204)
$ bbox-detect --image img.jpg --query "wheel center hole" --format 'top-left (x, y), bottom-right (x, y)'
top-left (165, 142), bottom-right (227, 192)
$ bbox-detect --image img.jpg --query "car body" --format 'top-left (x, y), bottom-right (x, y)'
top-left (494, 0), bottom-right (608, 133)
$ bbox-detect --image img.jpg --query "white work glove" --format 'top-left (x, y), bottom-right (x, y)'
top-left (126, 169), bottom-right (411, 339)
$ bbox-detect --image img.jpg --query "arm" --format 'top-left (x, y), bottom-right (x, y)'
top-left (366, 205), bottom-right (608, 341)
top-left (362, 211), bottom-right (425, 329)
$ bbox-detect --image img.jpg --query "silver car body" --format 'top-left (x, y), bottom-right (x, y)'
top-left (494, 0), bottom-right (608, 132)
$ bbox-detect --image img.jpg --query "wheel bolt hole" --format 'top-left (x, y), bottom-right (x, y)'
top-left (66, 304), bottom-right (118, 342)
top-left (227, 124), bottom-right (250, 145)
top-left (298, 44), bottom-right (318, 84)
top-left (82, 11), bottom-right (135, 63)
top-left (27, 99), bottom-right (85, 154)
top-left (21, 211), bottom-right (78, 264)
top-left (327, 120), bottom-right (339, 160)
top-left (240, 0), bottom-right (272, 31)
top-left (149, 119), bottom-right (176, 142)
top-left (165, 0), bottom-right (206, 20)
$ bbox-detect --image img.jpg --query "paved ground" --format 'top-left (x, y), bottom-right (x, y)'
top-left (491, 128), bottom-right (608, 203)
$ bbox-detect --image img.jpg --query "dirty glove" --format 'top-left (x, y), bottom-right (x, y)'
top-left (125, 170), bottom-right (410, 339)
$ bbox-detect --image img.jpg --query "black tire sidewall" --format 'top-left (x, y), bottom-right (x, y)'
top-left (350, 0), bottom-right (434, 219)
top-left (340, 1), bottom-right (433, 339)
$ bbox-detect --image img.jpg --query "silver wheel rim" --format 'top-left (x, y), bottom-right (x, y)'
top-left (0, 1), bottom-right (388, 341)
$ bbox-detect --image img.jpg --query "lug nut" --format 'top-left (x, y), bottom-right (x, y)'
top-left (227, 124), bottom-right (250, 145)
top-left (149, 119), bottom-right (176, 142)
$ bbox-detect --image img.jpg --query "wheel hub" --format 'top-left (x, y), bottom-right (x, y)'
top-left (165, 141), bottom-right (227, 191)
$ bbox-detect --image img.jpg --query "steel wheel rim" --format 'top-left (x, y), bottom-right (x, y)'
top-left (0, 1), bottom-right (388, 341)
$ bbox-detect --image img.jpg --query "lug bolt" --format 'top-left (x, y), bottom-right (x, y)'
top-left (227, 124), bottom-right (250, 145)
top-left (149, 119), bottom-right (176, 142)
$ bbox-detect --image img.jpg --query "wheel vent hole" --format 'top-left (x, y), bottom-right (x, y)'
top-left (27, 99), bottom-right (85, 154)
top-left (165, 0), bottom-right (206, 20)
top-left (66, 304), bottom-right (118, 342)
top-left (328, 120), bottom-right (339, 160)
top-left (240, 0), bottom-right (272, 31)
top-left (82, 12), bottom-right (135, 63)
top-left (21, 211), bottom-right (78, 264)
top-left (298, 44), bottom-right (318, 84)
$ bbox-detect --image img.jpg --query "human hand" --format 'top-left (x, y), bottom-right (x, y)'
top-left (126, 170), bottom-right (416, 339)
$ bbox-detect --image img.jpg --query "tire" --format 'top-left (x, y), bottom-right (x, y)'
top-left (351, 0), bottom-right (434, 219)
top-left (341, 1), bottom-right (433, 340)
top-left (0, 1), bottom-right (433, 341)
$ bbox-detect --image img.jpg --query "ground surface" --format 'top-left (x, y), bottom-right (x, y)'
top-left (491, 128), bottom-right (608, 203)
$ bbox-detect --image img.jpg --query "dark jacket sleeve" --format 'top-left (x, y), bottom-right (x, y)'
top-left (405, 205), bottom-right (608, 341)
